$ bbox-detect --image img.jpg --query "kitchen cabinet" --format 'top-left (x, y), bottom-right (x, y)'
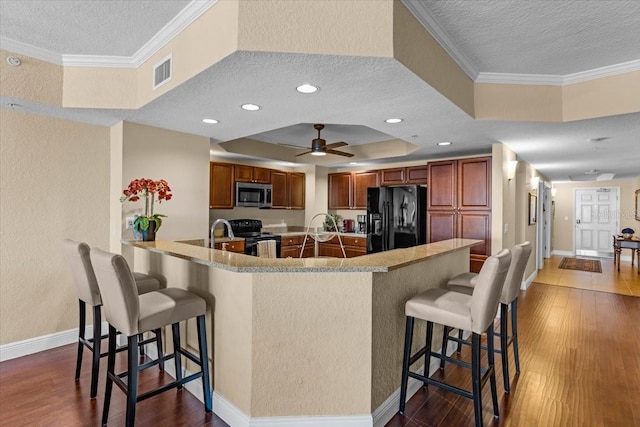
top-left (210, 162), bottom-right (234, 209)
top-left (234, 164), bottom-right (271, 183)
top-left (427, 156), bottom-right (491, 272)
top-left (380, 165), bottom-right (428, 186)
top-left (317, 235), bottom-right (366, 258)
top-left (213, 240), bottom-right (245, 254)
top-left (280, 235), bottom-right (314, 258)
top-left (271, 171), bottom-right (305, 209)
top-left (328, 171), bottom-right (379, 210)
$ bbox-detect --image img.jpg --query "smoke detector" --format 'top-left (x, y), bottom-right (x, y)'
top-left (6, 56), bottom-right (21, 66)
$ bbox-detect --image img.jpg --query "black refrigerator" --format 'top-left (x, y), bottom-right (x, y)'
top-left (366, 185), bottom-right (427, 254)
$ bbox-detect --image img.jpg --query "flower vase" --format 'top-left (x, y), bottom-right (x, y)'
top-left (141, 219), bottom-right (156, 241)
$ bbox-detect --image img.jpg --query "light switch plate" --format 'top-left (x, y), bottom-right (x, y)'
top-left (126, 216), bottom-right (136, 229)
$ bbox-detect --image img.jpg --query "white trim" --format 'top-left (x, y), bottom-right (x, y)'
top-left (552, 250), bottom-right (574, 257)
top-left (0, 37), bottom-right (63, 65)
top-left (62, 0), bottom-right (218, 68)
top-left (0, 321), bottom-right (108, 362)
top-left (522, 270), bottom-right (537, 290)
top-left (401, 0), bottom-right (478, 81)
top-left (476, 59), bottom-right (640, 86)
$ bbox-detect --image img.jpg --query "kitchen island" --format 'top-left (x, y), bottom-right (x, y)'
top-left (123, 238), bottom-right (481, 427)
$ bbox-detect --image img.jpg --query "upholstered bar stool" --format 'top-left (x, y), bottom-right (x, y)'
top-left (443, 242), bottom-right (532, 393)
top-left (63, 239), bottom-right (163, 399)
top-left (90, 247), bottom-right (212, 427)
top-left (399, 249), bottom-right (511, 427)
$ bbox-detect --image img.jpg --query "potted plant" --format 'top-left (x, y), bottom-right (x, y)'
top-left (121, 178), bottom-right (172, 241)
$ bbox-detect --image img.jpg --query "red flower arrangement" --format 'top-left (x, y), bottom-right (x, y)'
top-left (121, 178), bottom-right (172, 234)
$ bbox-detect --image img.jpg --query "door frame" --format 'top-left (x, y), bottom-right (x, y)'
top-left (573, 186), bottom-right (620, 257)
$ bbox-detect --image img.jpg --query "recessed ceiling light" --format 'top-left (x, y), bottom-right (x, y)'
top-left (385, 118), bottom-right (403, 124)
top-left (6, 56), bottom-right (21, 66)
top-left (437, 141), bottom-right (452, 146)
top-left (349, 162), bottom-right (358, 165)
top-left (311, 151), bottom-right (326, 157)
top-left (202, 118), bottom-right (218, 124)
top-left (241, 104), bottom-right (260, 111)
top-left (296, 84), bottom-right (318, 94)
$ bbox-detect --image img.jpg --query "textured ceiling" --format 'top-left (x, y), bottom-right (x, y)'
top-left (1, 0), bottom-right (639, 181)
top-left (0, 0), bottom-right (190, 56)
top-left (422, 0), bottom-right (640, 75)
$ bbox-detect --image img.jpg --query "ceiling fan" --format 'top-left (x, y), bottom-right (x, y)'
top-left (281, 124), bottom-right (354, 157)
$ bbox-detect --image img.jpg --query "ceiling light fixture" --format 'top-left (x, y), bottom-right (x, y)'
top-left (437, 141), bottom-right (452, 146)
top-left (296, 84), bottom-right (318, 94)
top-left (310, 151), bottom-right (326, 157)
top-left (241, 104), bottom-right (260, 111)
top-left (202, 118), bottom-right (218, 124)
top-left (385, 118), bottom-right (403, 124)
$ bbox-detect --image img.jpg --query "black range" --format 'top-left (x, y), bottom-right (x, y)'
top-left (228, 219), bottom-right (281, 258)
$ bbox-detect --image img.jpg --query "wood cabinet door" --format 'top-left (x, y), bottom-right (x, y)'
top-left (270, 170), bottom-right (288, 209)
top-left (328, 173), bottom-right (352, 209)
top-left (289, 172), bottom-right (305, 209)
top-left (344, 247), bottom-right (366, 258)
top-left (281, 246), bottom-right (300, 258)
top-left (458, 157), bottom-right (491, 211)
top-left (457, 211), bottom-right (491, 257)
top-left (380, 168), bottom-right (405, 186)
top-left (300, 244), bottom-right (315, 258)
top-left (317, 243), bottom-right (345, 258)
top-left (428, 160), bottom-right (457, 211)
top-left (253, 167), bottom-right (271, 183)
top-left (406, 165), bottom-right (428, 185)
top-left (234, 164), bottom-right (253, 182)
top-left (210, 162), bottom-right (234, 209)
top-left (353, 171), bottom-right (379, 209)
top-left (427, 211), bottom-right (456, 243)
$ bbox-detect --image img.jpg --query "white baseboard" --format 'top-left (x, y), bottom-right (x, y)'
top-left (552, 250), bottom-right (574, 257)
top-left (522, 270), bottom-right (537, 290)
top-left (0, 321), bottom-right (108, 362)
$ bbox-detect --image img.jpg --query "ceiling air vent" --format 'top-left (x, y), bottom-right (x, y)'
top-left (153, 54), bottom-right (172, 89)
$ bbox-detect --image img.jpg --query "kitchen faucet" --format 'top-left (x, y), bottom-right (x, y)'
top-left (210, 219), bottom-right (234, 249)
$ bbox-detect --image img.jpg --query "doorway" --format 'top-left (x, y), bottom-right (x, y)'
top-left (574, 187), bottom-right (619, 257)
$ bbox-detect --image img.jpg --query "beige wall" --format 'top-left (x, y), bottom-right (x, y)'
top-left (552, 178), bottom-right (640, 253)
top-left (0, 109), bottom-right (110, 344)
top-left (122, 122), bottom-right (210, 241)
top-left (0, 49), bottom-right (63, 106)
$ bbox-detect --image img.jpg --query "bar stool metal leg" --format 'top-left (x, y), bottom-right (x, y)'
top-left (486, 325), bottom-right (499, 417)
top-left (471, 333), bottom-right (482, 427)
top-left (399, 316), bottom-right (415, 414)
top-left (102, 325), bottom-right (117, 427)
top-left (512, 300), bottom-right (521, 374)
top-left (155, 329), bottom-right (165, 371)
top-left (75, 300), bottom-right (86, 382)
top-left (197, 315), bottom-right (213, 412)
top-left (172, 323), bottom-right (183, 390)
top-left (90, 305), bottom-right (102, 399)
top-left (500, 303), bottom-right (510, 393)
top-left (126, 335), bottom-right (139, 427)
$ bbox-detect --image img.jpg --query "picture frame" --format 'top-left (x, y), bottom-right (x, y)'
top-left (635, 189), bottom-right (640, 221)
top-left (529, 192), bottom-right (537, 225)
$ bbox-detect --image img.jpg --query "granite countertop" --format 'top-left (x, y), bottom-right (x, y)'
top-left (276, 231), bottom-right (367, 238)
top-left (123, 238), bottom-right (481, 273)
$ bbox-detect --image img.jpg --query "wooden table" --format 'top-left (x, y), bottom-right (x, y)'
top-left (613, 236), bottom-right (640, 272)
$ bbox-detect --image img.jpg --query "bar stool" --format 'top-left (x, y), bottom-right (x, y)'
top-left (90, 247), bottom-right (212, 427)
top-left (399, 249), bottom-right (511, 427)
top-left (63, 239), bottom-right (164, 399)
top-left (443, 242), bottom-right (531, 393)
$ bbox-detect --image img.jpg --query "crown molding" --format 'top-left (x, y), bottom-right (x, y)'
top-left (0, 38), bottom-right (63, 65)
top-left (401, 0), bottom-right (478, 81)
top-left (476, 59), bottom-right (640, 86)
top-left (12, 0), bottom-right (218, 68)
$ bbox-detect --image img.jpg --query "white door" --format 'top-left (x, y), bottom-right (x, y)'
top-left (574, 187), bottom-right (619, 257)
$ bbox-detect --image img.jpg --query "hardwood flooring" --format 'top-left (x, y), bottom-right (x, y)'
top-left (1, 257), bottom-right (638, 427)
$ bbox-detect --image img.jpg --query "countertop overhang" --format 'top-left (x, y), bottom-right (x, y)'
top-left (123, 238), bottom-right (482, 273)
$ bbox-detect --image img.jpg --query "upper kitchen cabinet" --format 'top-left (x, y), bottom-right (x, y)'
top-left (427, 156), bottom-right (491, 273)
top-left (210, 162), bottom-right (234, 209)
top-left (234, 164), bottom-right (271, 183)
top-left (328, 171), bottom-right (379, 210)
top-left (379, 165), bottom-right (428, 186)
top-left (271, 171), bottom-right (305, 209)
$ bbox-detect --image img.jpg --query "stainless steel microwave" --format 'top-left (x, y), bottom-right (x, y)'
top-left (235, 182), bottom-right (272, 208)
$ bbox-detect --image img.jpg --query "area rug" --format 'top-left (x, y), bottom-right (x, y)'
top-left (558, 257), bottom-right (602, 273)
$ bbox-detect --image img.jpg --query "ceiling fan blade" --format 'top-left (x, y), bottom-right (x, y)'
top-left (295, 149), bottom-right (313, 157)
top-left (277, 142), bottom-right (307, 149)
top-left (326, 149), bottom-right (354, 157)
top-left (324, 141), bottom-right (347, 149)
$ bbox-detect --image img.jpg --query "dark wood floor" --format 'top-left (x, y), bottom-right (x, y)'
top-left (388, 282), bottom-right (640, 427)
top-left (1, 277), bottom-right (638, 426)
